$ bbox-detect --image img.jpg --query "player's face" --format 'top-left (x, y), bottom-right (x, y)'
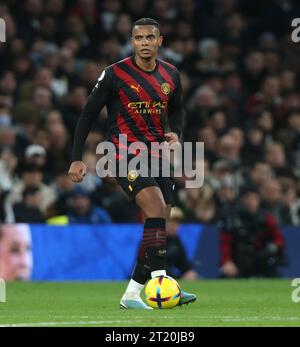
top-left (0, 224), bottom-right (33, 281)
top-left (131, 25), bottom-right (163, 60)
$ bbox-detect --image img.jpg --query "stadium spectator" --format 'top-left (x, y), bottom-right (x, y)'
top-left (0, 71), bottom-right (17, 99)
top-left (177, 184), bottom-right (216, 224)
top-left (214, 176), bottom-right (237, 221)
top-left (245, 75), bottom-right (282, 120)
top-left (255, 110), bottom-right (275, 143)
top-left (207, 109), bottom-right (228, 136)
top-left (242, 126), bottom-right (265, 166)
top-left (197, 38), bottom-right (221, 75)
top-left (45, 110), bottom-right (72, 175)
top-left (0, 126), bottom-right (17, 149)
top-left (209, 159), bottom-right (237, 191)
top-left (220, 185), bottom-right (285, 278)
top-left (192, 186), bottom-right (217, 224)
top-left (5, 163), bottom-right (55, 221)
top-left (13, 186), bottom-right (45, 223)
top-left (246, 161), bottom-right (274, 189)
top-left (196, 125), bottom-right (218, 163)
top-left (280, 183), bottom-right (300, 226)
top-left (228, 127), bottom-right (245, 152)
top-left (61, 85), bottom-right (88, 135)
top-left (24, 144), bottom-right (47, 169)
top-left (216, 133), bottom-right (241, 166)
top-left (186, 85), bottom-right (220, 132)
top-left (242, 50), bottom-right (266, 94)
top-left (264, 142), bottom-right (287, 171)
top-left (259, 178), bottom-right (290, 224)
top-left (47, 166), bottom-right (75, 217)
top-left (67, 186), bottom-right (112, 224)
top-left (278, 111), bottom-right (300, 167)
top-left (32, 86), bottom-right (54, 114)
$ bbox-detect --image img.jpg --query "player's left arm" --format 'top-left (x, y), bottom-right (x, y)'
top-left (165, 72), bottom-right (185, 145)
top-left (69, 67), bottom-right (114, 182)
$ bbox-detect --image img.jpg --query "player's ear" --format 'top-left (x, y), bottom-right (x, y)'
top-left (158, 35), bottom-right (163, 47)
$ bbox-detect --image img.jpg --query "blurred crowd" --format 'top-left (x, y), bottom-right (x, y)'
top-left (1, 0), bottom-right (300, 225)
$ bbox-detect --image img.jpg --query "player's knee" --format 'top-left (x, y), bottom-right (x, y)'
top-left (143, 199), bottom-right (167, 219)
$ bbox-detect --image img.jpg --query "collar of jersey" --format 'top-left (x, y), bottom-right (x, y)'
top-left (131, 55), bottom-right (158, 74)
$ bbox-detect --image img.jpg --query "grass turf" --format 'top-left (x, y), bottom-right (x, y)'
top-left (0, 279), bottom-right (299, 327)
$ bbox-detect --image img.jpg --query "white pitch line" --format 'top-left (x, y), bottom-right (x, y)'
top-left (0, 320), bottom-right (143, 327)
top-left (137, 315), bottom-right (300, 321)
top-left (0, 316), bottom-right (299, 327)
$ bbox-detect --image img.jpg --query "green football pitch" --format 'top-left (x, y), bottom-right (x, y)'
top-left (0, 280), bottom-right (299, 327)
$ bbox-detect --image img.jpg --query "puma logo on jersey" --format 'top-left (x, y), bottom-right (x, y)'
top-left (130, 84), bottom-right (141, 93)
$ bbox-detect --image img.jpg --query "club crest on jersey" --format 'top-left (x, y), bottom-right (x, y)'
top-left (161, 82), bottom-right (171, 95)
top-left (127, 169), bottom-right (138, 182)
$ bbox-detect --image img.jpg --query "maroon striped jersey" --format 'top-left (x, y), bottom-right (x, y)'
top-left (71, 56), bottom-right (184, 161)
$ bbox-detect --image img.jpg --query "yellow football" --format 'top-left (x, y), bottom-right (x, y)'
top-left (145, 275), bottom-right (181, 309)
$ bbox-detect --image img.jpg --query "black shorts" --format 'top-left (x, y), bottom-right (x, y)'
top-left (114, 157), bottom-right (175, 205)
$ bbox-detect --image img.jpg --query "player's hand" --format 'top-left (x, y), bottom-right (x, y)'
top-left (68, 161), bottom-right (87, 183)
top-left (164, 132), bottom-right (179, 146)
top-left (221, 261), bottom-right (239, 278)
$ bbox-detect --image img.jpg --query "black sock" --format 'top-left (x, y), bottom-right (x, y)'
top-left (132, 243), bottom-right (150, 284)
top-left (142, 218), bottom-right (167, 272)
top-left (132, 218), bottom-right (167, 283)
top-left (131, 260), bottom-right (151, 284)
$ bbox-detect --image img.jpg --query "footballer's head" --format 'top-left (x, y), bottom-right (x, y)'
top-left (131, 18), bottom-right (163, 60)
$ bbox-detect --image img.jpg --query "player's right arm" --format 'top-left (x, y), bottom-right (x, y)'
top-left (69, 67), bottom-right (114, 183)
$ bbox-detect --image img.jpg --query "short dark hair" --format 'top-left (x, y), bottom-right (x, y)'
top-left (132, 18), bottom-right (160, 32)
top-left (240, 184), bottom-right (259, 197)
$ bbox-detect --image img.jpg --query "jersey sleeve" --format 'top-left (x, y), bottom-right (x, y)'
top-left (168, 72), bottom-right (185, 139)
top-left (71, 66), bottom-right (114, 161)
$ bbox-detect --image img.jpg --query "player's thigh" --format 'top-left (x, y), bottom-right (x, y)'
top-left (135, 185), bottom-right (167, 218)
top-left (137, 177), bottom-right (175, 219)
top-left (115, 172), bottom-right (165, 212)
top-left (155, 176), bottom-right (176, 207)
top-left (115, 166), bottom-right (173, 219)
